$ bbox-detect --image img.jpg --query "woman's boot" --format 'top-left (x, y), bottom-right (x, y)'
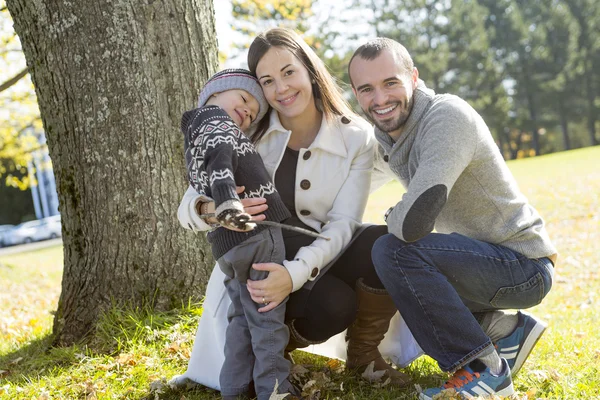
top-left (285, 319), bottom-right (325, 364)
top-left (345, 279), bottom-right (411, 387)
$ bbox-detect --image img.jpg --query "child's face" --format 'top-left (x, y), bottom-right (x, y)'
top-left (208, 89), bottom-right (260, 132)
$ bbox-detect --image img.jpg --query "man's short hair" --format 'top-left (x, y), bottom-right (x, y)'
top-left (348, 38), bottom-right (414, 87)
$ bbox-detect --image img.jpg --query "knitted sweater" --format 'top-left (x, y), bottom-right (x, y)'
top-left (375, 81), bottom-right (557, 260)
top-left (181, 105), bottom-right (290, 260)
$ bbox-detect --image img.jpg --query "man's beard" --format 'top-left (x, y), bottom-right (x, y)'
top-left (365, 98), bottom-right (413, 134)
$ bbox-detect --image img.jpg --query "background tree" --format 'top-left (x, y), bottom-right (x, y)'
top-left (0, 1), bottom-right (40, 189)
top-left (564, 0), bottom-right (600, 146)
top-left (6, 0), bottom-right (218, 345)
top-left (535, 0), bottom-right (581, 152)
top-left (230, 0), bottom-right (314, 59)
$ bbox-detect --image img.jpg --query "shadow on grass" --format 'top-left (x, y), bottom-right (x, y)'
top-left (0, 333), bottom-right (77, 383)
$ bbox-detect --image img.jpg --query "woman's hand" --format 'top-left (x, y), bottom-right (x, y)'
top-left (236, 186), bottom-right (267, 221)
top-left (247, 262), bottom-right (293, 312)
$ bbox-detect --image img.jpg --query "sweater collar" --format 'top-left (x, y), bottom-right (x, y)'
top-left (374, 80), bottom-right (435, 149)
top-left (261, 110), bottom-right (348, 158)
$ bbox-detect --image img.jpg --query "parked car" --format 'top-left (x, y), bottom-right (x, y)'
top-left (31, 215), bottom-right (62, 242)
top-left (3, 220), bottom-right (44, 246)
top-left (3, 215), bottom-right (62, 246)
top-left (0, 224), bottom-right (15, 247)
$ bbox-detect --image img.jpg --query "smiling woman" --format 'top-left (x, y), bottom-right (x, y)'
top-left (255, 47), bottom-right (316, 133)
top-left (173, 27), bottom-right (420, 397)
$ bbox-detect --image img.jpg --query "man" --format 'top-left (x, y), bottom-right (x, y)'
top-left (348, 38), bottom-right (557, 399)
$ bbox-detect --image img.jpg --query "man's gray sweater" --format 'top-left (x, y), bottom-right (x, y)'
top-left (374, 81), bottom-right (556, 260)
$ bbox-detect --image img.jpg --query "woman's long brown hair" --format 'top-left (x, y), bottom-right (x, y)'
top-left (247, 27), bottom-right (356, 144)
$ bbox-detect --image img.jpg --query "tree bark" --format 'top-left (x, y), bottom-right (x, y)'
top-left (584, 64), bottom-right (598, 146)
top-left (6, 0), bottom-right (219, 346)
top-left (558, 96), bottom-right (571, 151)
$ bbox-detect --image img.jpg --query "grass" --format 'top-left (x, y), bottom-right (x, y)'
top-left (1, 146), bottom-right (599, 399)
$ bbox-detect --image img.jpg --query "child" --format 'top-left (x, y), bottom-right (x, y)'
top-left (180, 69), bottom-right (297, 400)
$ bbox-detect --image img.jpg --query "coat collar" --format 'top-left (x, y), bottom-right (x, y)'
top-left (262, 110), bottom-right (348, 158)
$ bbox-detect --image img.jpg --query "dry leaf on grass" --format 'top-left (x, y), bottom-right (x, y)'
top-left (9, 357), bottom-right (23, 365)
top-left (116, 353), bottom-right (137, 366)
top-left (360, 361), bottom-right (386, 382)
top-left (149, 379), bottom-right (166, 395)
top-left (325, 359), bottom-right (343, 372)
top-left (431, 388), bottom-right (462, 399)
top-left (269, 379), bottom-right (290, 400)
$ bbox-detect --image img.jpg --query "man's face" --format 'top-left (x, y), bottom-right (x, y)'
top-left (349, 49), bottom-right (418, 140)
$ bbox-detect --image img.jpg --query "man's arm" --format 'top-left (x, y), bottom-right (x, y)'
top-left (385, 99), bottom-right (478, 242)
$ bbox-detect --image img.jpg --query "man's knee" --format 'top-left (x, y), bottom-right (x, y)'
top-left (372, 233), bottom-right (406, 271)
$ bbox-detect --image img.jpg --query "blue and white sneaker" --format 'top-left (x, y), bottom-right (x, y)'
top-left (495, 311), bottom-right (547, 376)
top-left (419, 358), bottom-right (514, 400)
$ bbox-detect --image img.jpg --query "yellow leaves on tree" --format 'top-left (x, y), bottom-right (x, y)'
top-left (0, 1), bottom-right (43, 189)
top-left (230, 0), bottom-right (314, 57)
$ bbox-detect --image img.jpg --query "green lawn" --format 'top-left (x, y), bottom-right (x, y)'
top-left (1, 146), bottom-right (599, 399)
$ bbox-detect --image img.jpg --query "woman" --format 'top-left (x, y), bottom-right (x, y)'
top-left (172, 28), bottom-right (421, 393)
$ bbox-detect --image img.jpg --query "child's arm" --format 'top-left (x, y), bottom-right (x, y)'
top-left (181, 107), bottom-right (254, 231)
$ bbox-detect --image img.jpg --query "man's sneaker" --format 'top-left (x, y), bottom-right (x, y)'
top-left (419, 358), bottom-right (514, 400)
top-left (495, 311), bottom-right (547, 376)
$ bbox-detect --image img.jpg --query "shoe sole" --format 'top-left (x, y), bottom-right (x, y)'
top-left (511, 317), bottom-right (547, 376)
top-left (418, 381), bottom-right (514, 400)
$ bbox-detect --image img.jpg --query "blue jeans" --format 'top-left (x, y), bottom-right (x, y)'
top-left (372, 232), bottom-right (553, 372)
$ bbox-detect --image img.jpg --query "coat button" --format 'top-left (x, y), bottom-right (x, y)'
top-left (300, 209), bottom-right (311, 216)
top-left (383, 155), bottom-right (389, 162)
top-left (300, 179), bottom-right (311, 190)
top-left (303, 151), bottom-right (312, 160)
top-left (341, 116), bottom-right (351, 124)
top-left (310, 267), bottom-right (319, 278)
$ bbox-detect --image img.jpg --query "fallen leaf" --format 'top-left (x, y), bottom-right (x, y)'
top-left (269, 379), bottom-right (289, 400)
top-left (149, 379), bottom-right (165, 394)
top-left (97, 363), bottom-right (114, 371)
top-left (360, 361), bottom-right (386, 382)
top-left (116, 353), bottom-right (137, 366)
top-left (431, 388), bottom-right (461, 399)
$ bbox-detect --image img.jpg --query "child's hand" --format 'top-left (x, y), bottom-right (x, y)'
top-left (217, 209), bottom-right (256, 232)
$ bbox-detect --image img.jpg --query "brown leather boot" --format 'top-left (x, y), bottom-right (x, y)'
top-left (346, 279), bottom-right (411, 387)
top-left (285, 320), bottom-right (325, 364)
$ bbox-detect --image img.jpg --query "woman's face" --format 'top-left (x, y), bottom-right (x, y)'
top-left (255, 46), bottom-right (316, 125)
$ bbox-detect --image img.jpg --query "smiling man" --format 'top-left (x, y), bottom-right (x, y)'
top-left (348, 38), bottom-right (558, 399)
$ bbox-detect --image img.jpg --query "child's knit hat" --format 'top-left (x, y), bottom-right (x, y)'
top-left (197, 69), bottom-right (269, 130)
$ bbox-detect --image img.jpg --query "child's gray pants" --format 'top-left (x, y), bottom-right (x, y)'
top-left (217, 227), bottom-right (293, 400)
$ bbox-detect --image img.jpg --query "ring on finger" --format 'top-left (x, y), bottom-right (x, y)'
top-left (262, 296), bottom-right (268, 306)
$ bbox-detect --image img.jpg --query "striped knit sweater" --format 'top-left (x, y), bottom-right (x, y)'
top-left (181, 105), bottom-right (290, 260)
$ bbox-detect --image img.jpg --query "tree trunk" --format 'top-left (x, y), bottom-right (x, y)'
top-left (558, 97), bottom-right (571, 151)
top-left (6, 0), bottom-right (219, 346)
top-left (584, 63), bottom-right (598, 146)
top-left (524, 86), bottom-right (540, 156)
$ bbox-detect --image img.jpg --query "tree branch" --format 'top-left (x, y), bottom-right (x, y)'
top-left (0, 67), bottom-right (29, 93)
